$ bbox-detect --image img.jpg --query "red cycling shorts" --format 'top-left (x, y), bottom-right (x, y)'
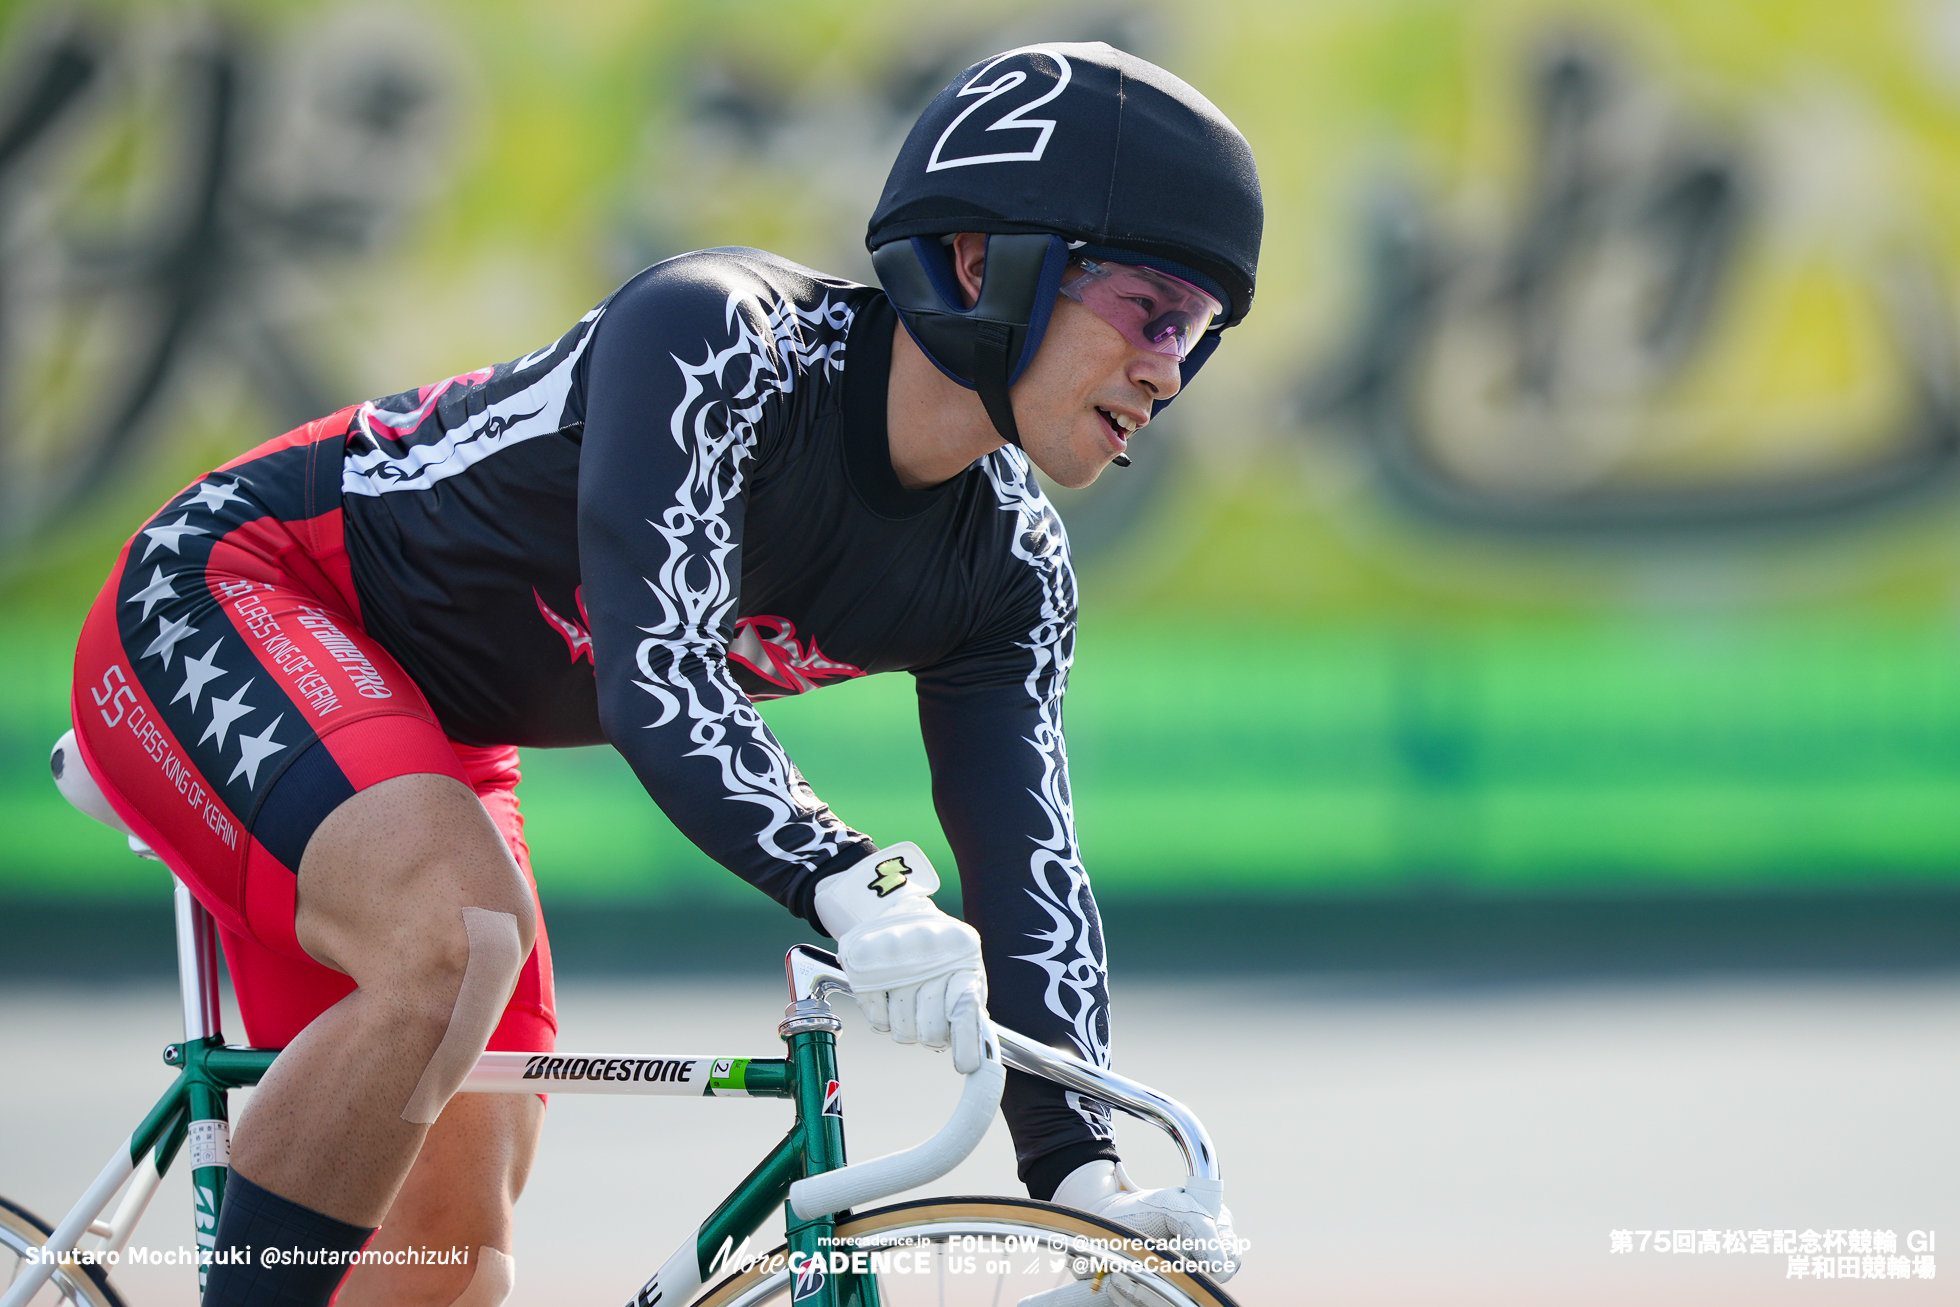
top-left (70, 409), bottom-right (556, 1053)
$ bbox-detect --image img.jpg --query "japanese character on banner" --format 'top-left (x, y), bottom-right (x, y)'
top-left (0, 12), bottom-right (454, 556)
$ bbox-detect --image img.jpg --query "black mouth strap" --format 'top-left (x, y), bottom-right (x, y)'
top-left (971, 320), bottom-right (1021, 447)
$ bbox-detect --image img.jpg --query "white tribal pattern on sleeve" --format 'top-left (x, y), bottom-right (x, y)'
top-left (631, 289), bottom-right (861, 868)
top-left (981, 450), bottom-right (1113, 1093)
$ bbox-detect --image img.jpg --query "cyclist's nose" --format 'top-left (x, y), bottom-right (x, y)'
top-left (1132, 351), bottom-right (1182, 401)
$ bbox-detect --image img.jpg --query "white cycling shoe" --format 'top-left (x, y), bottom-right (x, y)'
top-left (1049, 1159), bottom-right (1241, 1303)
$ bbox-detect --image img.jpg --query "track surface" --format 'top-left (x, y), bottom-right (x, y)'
top-left (2, 975), bottom-right (1953, 1305)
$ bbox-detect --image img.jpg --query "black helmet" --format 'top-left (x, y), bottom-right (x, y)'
top-left (866, 42), bottom-right (1262, 448)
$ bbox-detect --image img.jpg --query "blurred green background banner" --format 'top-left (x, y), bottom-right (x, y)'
top-left (5, 0), bottom-right (1960, 911)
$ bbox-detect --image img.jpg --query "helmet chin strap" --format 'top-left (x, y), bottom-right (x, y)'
top-left (968, 320), bottom-right (1023, 450)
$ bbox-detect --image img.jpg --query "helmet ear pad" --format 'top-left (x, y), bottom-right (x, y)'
top-left (871, 233), bottom-right (1070, 447)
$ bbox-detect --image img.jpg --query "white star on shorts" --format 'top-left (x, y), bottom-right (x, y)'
top-left (228, 714), bottom-right (286, 789)
top-left (140, 514), bottom-right (209, 561)
top-left (124, 567), bottom-right (179, 622)
top-left (188, 479), bottom-right (246, 514)
top-left (172, 640), bottom-right (227, 710)
top-left (200, 678), bottom-right (256, 750)
top-left (143, 615), bottom-right (199, 669)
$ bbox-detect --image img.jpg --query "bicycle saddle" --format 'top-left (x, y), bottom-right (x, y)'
top-left (51, 727), bottom-right (157, 858)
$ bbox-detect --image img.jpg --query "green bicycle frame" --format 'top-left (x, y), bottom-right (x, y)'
top-left (5, 884), bottom-right (883, 1307)
top-left (129, 1021), bottom-right (869, 1306)
top-left (137, 1037), bottom-right (271, 1294)
top-left (12, 885), bottom-right (1212, 1307)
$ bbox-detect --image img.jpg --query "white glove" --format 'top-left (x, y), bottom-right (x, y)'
top-left (815, 842), bottom-right (988, 1073)
top-left (1052, 1160), bottom-right (1242, 1285)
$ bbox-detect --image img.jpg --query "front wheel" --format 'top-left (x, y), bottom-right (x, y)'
top-left (0, 1195), bottom-right (127, 1307)
top-left (693, 1196), bottom-right (1237, 1307)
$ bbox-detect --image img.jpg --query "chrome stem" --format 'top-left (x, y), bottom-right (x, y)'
top-left (784, 943), bottom-right (851, 1005)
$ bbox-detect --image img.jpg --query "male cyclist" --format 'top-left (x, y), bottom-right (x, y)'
top-left (67, 42), bottom-right (1259, 1306)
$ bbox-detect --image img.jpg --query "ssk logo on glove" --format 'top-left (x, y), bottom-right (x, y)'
top-left (867, 856), bottom-right (911, 897)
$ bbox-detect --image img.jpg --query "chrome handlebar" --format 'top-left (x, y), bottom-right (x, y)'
top-left (782, 944), bottom-right (1222, 1185)
top-left (993, 1025), bottom-right (1222, 1184)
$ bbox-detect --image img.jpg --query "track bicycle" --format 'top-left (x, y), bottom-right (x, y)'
top-left (4, 775), bottom-right (1239, 1307)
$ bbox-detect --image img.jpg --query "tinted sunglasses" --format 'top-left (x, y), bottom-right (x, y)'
top-left (1058, 257), bottom-right (1222, 361)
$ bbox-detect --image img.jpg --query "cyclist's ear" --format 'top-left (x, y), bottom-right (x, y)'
top-left (950, 233), bottom-right (986, 308)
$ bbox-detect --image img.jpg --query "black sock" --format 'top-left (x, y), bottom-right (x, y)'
top-left (202, 1169), bottom-right (376, 1306)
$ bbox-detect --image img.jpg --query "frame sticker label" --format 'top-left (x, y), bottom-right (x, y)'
top-left (709, 1057), bottom-right (750, 1097)
top-left (188, 1118), bottom-right (230, 1170)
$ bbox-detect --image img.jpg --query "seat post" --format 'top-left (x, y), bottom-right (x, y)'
top-left (173, 877), bottom-right (224, 1043)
